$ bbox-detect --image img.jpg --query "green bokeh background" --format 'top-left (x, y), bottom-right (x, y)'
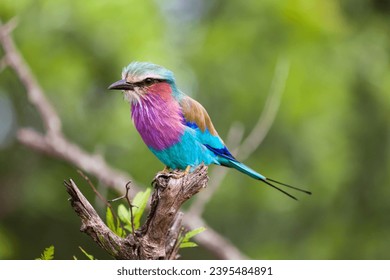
top-left (0, 0), bottom-right (389, 259)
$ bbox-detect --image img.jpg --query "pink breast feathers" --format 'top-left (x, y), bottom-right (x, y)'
top-left (131, 87), bottom-right (185, 151)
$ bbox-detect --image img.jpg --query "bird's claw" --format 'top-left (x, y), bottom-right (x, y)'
top-left (169, 166), bottom-right (191, 179)
top-left (155, 165), bottom-right (191, 180)
top-left (168, 170), bottom-right (187, 179)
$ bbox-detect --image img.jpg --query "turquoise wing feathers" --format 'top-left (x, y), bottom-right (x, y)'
top-left (180, 96), bottom-right (262, 174)
top-left (180, 96), bottom-right (236, 160)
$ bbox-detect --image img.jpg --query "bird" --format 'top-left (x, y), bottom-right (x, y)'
top-left (108, 62), bottom-right (311, 200)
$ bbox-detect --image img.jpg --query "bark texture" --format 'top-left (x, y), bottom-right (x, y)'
top-left (64, 165), bottom-right (208, 260)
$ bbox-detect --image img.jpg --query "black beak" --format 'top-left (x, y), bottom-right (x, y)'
top-left (108, 79), bottom-right (134, 90)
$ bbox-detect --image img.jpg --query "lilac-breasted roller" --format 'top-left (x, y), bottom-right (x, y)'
top-left (108, 62), bottom-right (311, 200)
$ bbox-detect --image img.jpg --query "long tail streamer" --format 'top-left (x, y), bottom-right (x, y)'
top-left (262, 177), bottom-right (312, 201)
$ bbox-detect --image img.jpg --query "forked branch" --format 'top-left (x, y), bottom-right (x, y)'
top-left (64, 165), bottom-right (208, 260)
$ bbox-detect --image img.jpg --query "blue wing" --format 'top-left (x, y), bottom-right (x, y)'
top-left (180, 96), bottom-right (310, 200)
top-left (180, 96), bottom-right (237, 164)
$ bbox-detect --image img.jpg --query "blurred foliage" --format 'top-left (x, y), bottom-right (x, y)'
top-left (0, 0), bottom-right (389, 259)
top-left (35, 245), bottom-right (54, 260)
top-left (76, 246), bottom-right (95, 260)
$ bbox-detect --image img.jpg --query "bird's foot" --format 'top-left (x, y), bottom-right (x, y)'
top-left (155, 165), bottom-right (191, 180)
top-left (168, 166), bottom-right (191, 179)
top-left (154, 166), bottom-right (171, 179)
top-left (161, 166), bottom-right (170, 173)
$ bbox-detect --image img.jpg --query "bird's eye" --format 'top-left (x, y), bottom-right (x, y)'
top-left (144, 78), bottom-right (154, 86)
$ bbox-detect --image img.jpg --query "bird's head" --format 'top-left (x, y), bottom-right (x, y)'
top-left (108, 62), bottom-right (178, 104)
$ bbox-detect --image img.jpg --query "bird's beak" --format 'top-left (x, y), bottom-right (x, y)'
top-left (108, 79), bottom-right (134, 90)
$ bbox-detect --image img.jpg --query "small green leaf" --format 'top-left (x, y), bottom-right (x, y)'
top-left (115, 223), bottom-right (126, 237)
top-left (106, 207), bottom-right (125, 237)
top-left (182, 227), bottom-right (206, 242)
top-left (106, 208), bottom-right (116, 232)
top-left (36, 245), bottom-right (55, 260)
top-left (179, 227), bottom-right (206, 249)
top-left (117, 204), bottom-right (131, 227)
top-left (79, 246), bottom-right (95, 260)
top-left (116, 203), bottom-right (134, 233)
top-left (132, 188), bottom-right (151, 229)
top-left (179, 242), bottom-right (198, 248)
top-left (123, 224), bottom-right (133, 232)
top-left (107, 188), bottom-right (151, 236)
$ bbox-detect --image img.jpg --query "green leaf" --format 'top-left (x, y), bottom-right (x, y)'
top-left (117, 201), bottom-right (139, 232)
top-left (115, 223), bottom-right (125, 237)
top-left (179, 242), bottom-right (198, 248)
top-left (106, 207), bottom-right (125, 237)
top-left (123, 224), bottom-right (133, 232)
top-left (79, 246), bottom-right (95, 260)
top-left (107, 188), bottom-right (151, 236)
top-left (36, 245), bottom-right (55, 260)
top-left (117, 204), bottom-right (131, 227)
top-left (132, 188), bottom-right (151, 229)
top-left (179, 227), bottom-right (206, 249)
top-left (106, 207), bottom-right (116, 232)
top-left (182, 227), bottom-right (206, 243)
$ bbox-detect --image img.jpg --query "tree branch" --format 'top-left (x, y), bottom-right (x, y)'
top-left (237, 58), bottom-right (289, 160)
top-left (17, 127), bottom-right (134, 196)
top-left (0, 18), bottom-right (61, 136)
top-left (64, 179), bottom-right (137, 259)
top-left (64, 165), bottom-right (208, 260)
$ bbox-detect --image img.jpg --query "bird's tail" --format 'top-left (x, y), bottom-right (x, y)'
top-left (219, 158), bottom-right (311, 200)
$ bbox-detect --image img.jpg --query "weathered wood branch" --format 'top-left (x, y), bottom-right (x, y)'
top-left (64, 165), bottom-right (208, 260)
top-left (64, 179), bottom-right (137, 259)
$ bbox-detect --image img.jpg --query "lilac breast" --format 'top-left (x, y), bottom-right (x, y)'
top-left (131, 94), bottom-right (184, 151)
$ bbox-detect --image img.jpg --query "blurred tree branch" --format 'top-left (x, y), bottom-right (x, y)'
top-left (0, 18), bottom-right (61, 135)
top-left (0, 19), bottom-right (248, 260)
